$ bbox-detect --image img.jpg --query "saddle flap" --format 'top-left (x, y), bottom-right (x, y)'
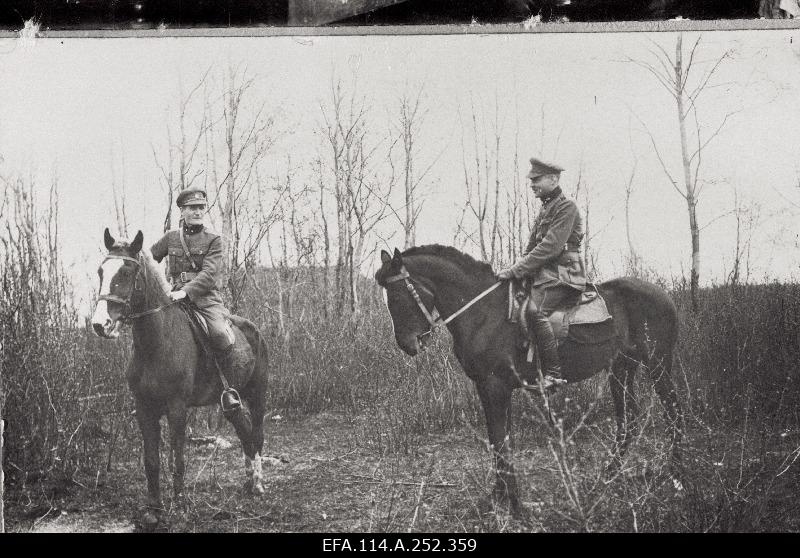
top-left (566, 293), bottom-right (612, 325)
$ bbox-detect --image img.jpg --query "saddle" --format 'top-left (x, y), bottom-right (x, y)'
top-left (179, 302), bottom-right (235, 359)
top-left (508, 281), bottom-right (615, 362)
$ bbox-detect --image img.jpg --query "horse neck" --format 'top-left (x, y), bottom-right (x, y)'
top-left (133, 255), bottom-right (170, 311)
top-left (129, 255), bottom-right (171, 345)
top-left (406, 254), bottom-right (502, 333)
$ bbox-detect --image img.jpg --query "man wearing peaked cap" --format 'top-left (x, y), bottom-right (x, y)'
top-left (150, 186), bottom-right (243, 415)
top-left (527, 158), bottom-right (564, 178)
top-left (496, 157), bottom-right (586, 393)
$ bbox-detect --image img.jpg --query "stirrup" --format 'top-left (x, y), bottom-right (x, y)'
top-left (220, 388), bottom-right (242, 413)
top-left (522, 374), bottom-right (567, 395)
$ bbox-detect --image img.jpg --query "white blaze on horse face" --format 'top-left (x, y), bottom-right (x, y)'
top-left (382, 288), bottom-right (397, 337)
top-left (99, 258), bottom-right (125, 297)
top-left (91, 258), bottom-right (125, 338)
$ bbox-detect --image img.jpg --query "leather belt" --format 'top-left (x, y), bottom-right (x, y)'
top-left (172, 271), bottom-right (198, 285)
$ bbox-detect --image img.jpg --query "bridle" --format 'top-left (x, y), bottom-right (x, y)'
top-left (383, 265), bottom-right (502, 343)
top-left (98, 253), bottom-right (176, 322)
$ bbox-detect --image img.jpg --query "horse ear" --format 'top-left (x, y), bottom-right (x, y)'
top-left (104, 228), bottom-right (115, 250)
top-left (380, 250), bottom-right (392, 265)
top-left (392, 248), bottom-right (403, 265)
top-left (130, 231), bottom-right (144, 254)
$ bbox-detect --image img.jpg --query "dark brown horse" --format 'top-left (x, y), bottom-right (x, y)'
top-left (91, 229), bottom-right (269, 528)
top-left (375, 245), bottom-right (683, 516)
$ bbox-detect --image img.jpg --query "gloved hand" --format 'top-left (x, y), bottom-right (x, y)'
top-left (169, 290), bottom-right (187, 302)
top-left (496, 268), bottom-right (515, 280)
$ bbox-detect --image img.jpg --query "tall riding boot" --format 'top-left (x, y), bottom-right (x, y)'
top-left (215, 345), bottom-right (242, 413)
top-left (531, 313), bottom-right (567, 392)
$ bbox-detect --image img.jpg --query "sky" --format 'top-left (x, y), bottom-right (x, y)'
top-left (1, 29), bottom-right (799, 314)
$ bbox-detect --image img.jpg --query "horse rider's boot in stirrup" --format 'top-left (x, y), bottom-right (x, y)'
top-left (530, 314), bottom-right (567, 393)
top-left (216, 345), bottom-right (242, 413)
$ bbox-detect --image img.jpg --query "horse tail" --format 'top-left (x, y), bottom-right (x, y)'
top-left (603, 277), bottom-right (683, 465)
top-left (602, 276), bottom-right (678, 361)
top-left (229, 315), bottom-right (269, 386)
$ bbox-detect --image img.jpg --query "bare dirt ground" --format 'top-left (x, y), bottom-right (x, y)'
top-left (8, 405), bottom-right (799, 533)
top-left (10, 411), bottom-right (525, 533)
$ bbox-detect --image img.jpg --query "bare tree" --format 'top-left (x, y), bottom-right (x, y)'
top-left (727, 185), bottom-right (763, 286)
top-left (320, 73), bottom-right (394, 314)
top-left (110, 144), bottom-right (129, 238)
top-left (623, 120), bottom-right (641, 273)
top-left (455, 96), bottom-right (504, 265)
top-left (389, 84), bottom-right (440, 250)
top-left (630, 34), bottom-right (737, 311)
top-left (214, 65), bottom-right (277, 309)
top-left (152, 69), bottom-right (213, 233)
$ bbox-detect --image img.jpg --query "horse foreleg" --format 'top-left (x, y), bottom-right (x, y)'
top-left (134, 398), bottom-right (163, 527)
top-left (166, 399), bottom-right (188, 504)
top-left (476, 375), bottom-right (521, 517)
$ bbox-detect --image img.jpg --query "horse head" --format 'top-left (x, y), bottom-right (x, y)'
top-left (91, 228), bottom-right (144, 339)
top-left (375, 248), bottom-right (438, 356)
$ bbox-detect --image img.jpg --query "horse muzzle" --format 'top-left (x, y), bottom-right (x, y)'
top-left (397, 330), bottom-right (432, 357)
top-left (91, 301), bottom-right (122, 339)
top-left (92, 319), bottom-right (122, 339)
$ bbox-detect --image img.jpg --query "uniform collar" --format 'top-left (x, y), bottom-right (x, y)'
top-left (181, 222), bottom-right (204, 235)
top-left (541, 186), bottom-right (563, 205)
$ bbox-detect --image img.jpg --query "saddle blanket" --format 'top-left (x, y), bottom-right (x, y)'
top-left (509, 284), bottom-right (616, 365)
top-left (548, 290), bottom-right (614, 343)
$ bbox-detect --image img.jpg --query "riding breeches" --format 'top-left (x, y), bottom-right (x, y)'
top-left (194, 302), bottom-right (235, 351)
top-left (530, 283), bottom-right (582, 316)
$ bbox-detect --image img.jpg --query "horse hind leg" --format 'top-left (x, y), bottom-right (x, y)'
top-left (224, 399), bottom-right (266, 494)
top-left (247, 393), bottom-right (267, 495)
top-left (607, 356), bottom-right (640, 477)
top-left (647, 350), bottom-right (684, 485)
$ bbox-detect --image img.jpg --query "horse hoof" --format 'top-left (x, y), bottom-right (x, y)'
top-left (141, 511), bottom-right (159, 532)
top-left (251, 482), bottom-right (265, 496)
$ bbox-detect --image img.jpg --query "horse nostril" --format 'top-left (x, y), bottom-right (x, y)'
top-left (92, 323), bottom-right (105, 336)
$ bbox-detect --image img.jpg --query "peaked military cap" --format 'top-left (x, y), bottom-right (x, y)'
top-left (176, 187), bottom-right (208, 207)
top-left (527, 158), bottom-right (565, 179)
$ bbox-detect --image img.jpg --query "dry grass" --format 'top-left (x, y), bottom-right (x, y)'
top-left (2, 184), bottom-right (800, 532)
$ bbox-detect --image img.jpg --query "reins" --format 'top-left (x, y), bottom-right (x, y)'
top-left (99, 254), bottom-right (177, 323)
top-left (384, 265), bottom-right (502, 340)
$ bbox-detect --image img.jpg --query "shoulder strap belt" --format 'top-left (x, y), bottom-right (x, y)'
top-left (179, 226), bottom-right (200, 271)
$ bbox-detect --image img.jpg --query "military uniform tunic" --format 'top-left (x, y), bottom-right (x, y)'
top-left (151, 223), bottom-right (233, 350)
top-left (508, 188), bottom-right (586, 314)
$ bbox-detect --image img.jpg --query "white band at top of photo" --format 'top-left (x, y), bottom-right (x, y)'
top-left (2, 19), bottom-right (800, 39)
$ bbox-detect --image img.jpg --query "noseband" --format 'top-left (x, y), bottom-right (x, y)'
top-left (383, 265), bottom-right (502, 343)
top-left (98, 254), bottom-right (176, 322)
top-left (384, 266), bottom-right (441, 341)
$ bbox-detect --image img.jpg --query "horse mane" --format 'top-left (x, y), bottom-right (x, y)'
top-left (140, 248), bottom-right (171, 300)
top-left (402, 244), bottom-right (496, 279)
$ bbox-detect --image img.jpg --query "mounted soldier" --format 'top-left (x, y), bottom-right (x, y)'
top-left (496, 157), bottom-right (587, 392)
top-left (150, 186), bottom-right (242, 414)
